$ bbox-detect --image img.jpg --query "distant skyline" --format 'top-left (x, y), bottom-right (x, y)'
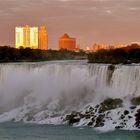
top-left (0, 0), bottom-right (140, 49)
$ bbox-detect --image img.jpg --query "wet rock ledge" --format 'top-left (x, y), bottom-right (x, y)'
top-left (65, 98), bottom-right (140, 129)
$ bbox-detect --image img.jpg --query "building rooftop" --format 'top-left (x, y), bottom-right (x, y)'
top-left (60, 33), bottom-right (70, 39)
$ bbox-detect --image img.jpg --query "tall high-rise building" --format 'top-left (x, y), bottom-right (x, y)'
top-left (15, 25), bottom-right (38, 49)
top-left (59, 34), bottom-right (76, 51)
top-left (38, 26), bottom-right (48, 50)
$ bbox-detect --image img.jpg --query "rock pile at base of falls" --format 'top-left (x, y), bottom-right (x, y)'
top-left (0, 97), bottom-right (140, 130)
top-left (65, 98), bottom-right (140, 129)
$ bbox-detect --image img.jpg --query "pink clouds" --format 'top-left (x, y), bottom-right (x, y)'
top-left (0, 0), bottom-right (140, 49)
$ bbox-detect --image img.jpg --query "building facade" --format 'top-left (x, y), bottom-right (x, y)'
top-left (38, 26), bottom-right (48, 50)
top-left (15, 25), bottom-right (48, 50)
top-left (15, 25), bottom-right (38, 49)
top-left (59, 34), bottom-right (76, 51)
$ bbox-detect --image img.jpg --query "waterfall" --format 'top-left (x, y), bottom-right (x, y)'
top-left (0, 61), bottom-right (140, 128)
top-left (0, 62), bottom-right (140, 111)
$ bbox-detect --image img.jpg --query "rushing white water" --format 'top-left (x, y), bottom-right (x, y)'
top-left (0, 61), bottom-right (140, 129)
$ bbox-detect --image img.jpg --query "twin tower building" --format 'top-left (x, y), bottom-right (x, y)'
top-left (15, 25), bottom-right (48, 50)
top-left (15, 25), bottom-right (76, 51)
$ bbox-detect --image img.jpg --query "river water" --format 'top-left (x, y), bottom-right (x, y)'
top-left (0, 122), bottom-right (140, 140)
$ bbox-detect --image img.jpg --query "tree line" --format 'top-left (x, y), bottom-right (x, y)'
top-left (0, 46), bottom-right (87, 62)
top-left (88, 44), bottom-right (140, 64)
top-left (1, 44), bottom-right (140, 64)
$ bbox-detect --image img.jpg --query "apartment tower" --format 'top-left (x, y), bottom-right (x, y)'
top-left (38, 26), bottom-right (48, 50)
top-left (15, 25), bottom-right (38, 49)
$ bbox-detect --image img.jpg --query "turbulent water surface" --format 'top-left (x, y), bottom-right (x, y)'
top-left (0, 122), bottom-right (140, 140)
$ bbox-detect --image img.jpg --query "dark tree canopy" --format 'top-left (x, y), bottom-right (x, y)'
top-left (88, 44), bottom-right (140, 64)
top-left (0, 46), bottom-right (87, 62)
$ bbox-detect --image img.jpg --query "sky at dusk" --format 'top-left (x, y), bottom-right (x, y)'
top-left (0, 0), bottom-right (140, 49)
